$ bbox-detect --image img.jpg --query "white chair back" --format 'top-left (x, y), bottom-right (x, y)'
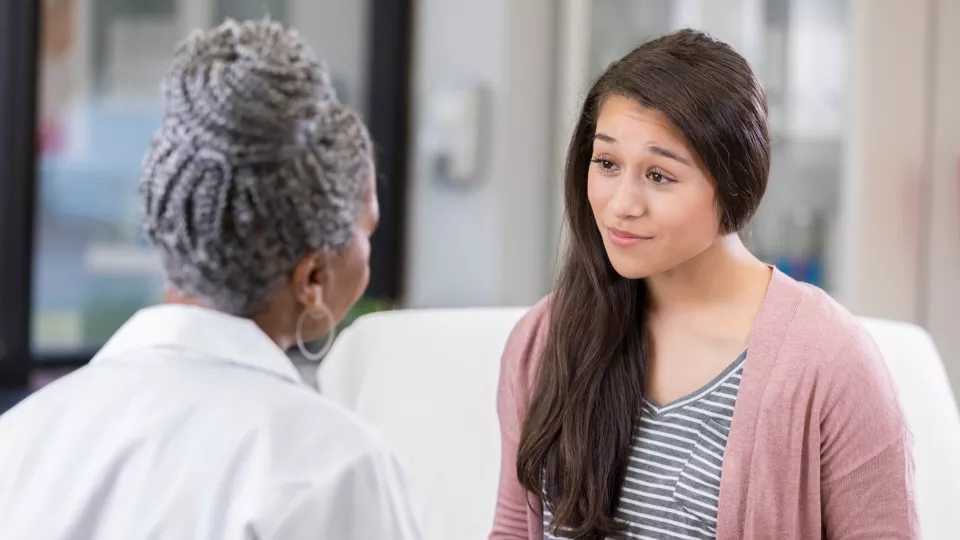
top-left (319, 309), bottom-right (960, 540)
top-left (858, 317), bottom-right (960, 539)
top-left (318, 308), bottom-right (526, 540)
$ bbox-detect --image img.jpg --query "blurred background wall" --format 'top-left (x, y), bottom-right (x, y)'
top-left (1, 0), bottom-right (958, 402)
top-left (404, 0), bottom-right (556, 308)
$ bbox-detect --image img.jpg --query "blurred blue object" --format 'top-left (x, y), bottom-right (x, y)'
top-left (38, 103), bottom-right (162, 224)
top-left (32, 103), bottom-right (165, 353)
top-left (776, 256), bottom-right (824, 287)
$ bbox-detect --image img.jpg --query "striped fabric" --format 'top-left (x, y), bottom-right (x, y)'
top-left (544, 351), bottom-right (747, 540)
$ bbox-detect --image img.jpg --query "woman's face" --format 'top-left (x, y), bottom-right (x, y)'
top-left (587, 96), bottom-right (722, 279)
top-left (325, 172), bottom-right (379, 323)
top-left (298, 170), bottom-right (379, 341)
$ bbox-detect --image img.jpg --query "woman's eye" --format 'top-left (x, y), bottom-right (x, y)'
top-left (591, 157), bottom-right (618, 172)
top-left (648, 170), bottom-right (674, 184)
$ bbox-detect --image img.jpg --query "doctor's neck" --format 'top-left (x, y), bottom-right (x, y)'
top-left (162, 289), bottom-right (299, 352)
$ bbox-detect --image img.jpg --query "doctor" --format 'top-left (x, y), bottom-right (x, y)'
top-left (0, 19), bottom-right (420, 540)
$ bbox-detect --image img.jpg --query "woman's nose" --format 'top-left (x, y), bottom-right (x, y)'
top-left (608, 176), bottom-right (648, 220)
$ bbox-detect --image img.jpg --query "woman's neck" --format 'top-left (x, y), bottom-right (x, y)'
top-left (163, 288), bottom-right (296, 352)
top-left (645, 234), bottom-right (771, 315)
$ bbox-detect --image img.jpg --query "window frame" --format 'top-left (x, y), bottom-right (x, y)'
top-left (0, 0), bottom-right (40, 388)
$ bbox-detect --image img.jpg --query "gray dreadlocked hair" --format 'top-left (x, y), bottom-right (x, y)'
top-left (140, 19), bottom-right (373, 316)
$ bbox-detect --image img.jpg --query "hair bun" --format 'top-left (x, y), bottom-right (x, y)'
top-left (159, 19), bottom-right (337, 160)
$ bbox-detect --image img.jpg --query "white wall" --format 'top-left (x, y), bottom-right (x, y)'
top-left (497, 0), bottom-right (558, 304)
top-left (924, 0), bottom-right (960, 393)
top-left (404, 0), bottom-right (556, 307)
top-left (838, 0), bottom-right (932, 322)
top-left (784, 0), bottom-right (846, 140)
top-left (840, 0), bottom-right (959, 401)
top-left (673, 0), bottom-right (764, 68)
top-left (840, 0), bottom-right (960, 402)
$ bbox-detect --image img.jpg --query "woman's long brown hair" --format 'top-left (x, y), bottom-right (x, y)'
top-left (516, 30), bottom-right (771, 539)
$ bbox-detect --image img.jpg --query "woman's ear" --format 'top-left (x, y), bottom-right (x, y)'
top-left (291, 251), bottom-right (332, 310)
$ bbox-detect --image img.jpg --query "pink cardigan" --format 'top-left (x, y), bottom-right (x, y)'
top-left (491, 268), bottom-right (919, 539)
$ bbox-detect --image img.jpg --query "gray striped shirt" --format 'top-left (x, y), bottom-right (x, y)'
top-left (544, 351), bottom-right (746, 540)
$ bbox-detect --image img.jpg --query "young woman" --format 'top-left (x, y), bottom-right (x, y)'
top-left (491, 30), bottom-right (917, 540)
top-left (0, 20), bottom-right (419, 539)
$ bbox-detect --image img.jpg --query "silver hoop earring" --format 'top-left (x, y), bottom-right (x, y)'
top-left (296, 290), bottom-right (336, 362)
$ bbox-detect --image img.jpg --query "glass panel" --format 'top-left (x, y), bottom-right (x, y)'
top-left (585, 0), bottom-right (848, 291)
top-left (32, 0), bottom-right (370, 356)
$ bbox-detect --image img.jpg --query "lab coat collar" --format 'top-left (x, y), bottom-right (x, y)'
top-left (92, 304), bottom-right (303, 384)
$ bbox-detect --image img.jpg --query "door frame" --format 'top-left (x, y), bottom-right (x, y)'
top-left (0, 0), bottom-right (40, 388)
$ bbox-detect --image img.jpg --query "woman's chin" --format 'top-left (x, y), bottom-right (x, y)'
top-left (607, 258), bottom-right (660, 280)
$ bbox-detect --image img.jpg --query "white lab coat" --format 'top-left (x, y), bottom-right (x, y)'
top-left (0, 304), bottom-right (422, 540)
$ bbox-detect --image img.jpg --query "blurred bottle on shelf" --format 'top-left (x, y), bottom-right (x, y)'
top-left (775, 204), bottom-right (826, 287)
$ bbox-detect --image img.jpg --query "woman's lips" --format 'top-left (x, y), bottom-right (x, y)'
top-left (607, 227), bottom-right (653, 247)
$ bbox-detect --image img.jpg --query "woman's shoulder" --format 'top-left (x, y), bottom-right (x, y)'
top-left (759, 269), bottom-right (872, 358)
top-left (774, 275), bottom-right (901, 417)
top-left (502, 295), bottom-right (553, 369)
top-left (773, 276), bottom-right (911, 484)
top-left (498, 296), bottom-right (553, 414)
top-left (507, 295), bottom-right (553, 347)
top-left (786, 277), bottom-right (882, 365)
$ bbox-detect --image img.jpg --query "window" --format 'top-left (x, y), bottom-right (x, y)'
top-left (0, 0), bottom-right (410, 376)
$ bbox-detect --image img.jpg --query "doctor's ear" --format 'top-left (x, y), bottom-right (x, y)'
top-left (291, 251), bottom-right (333, 309)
